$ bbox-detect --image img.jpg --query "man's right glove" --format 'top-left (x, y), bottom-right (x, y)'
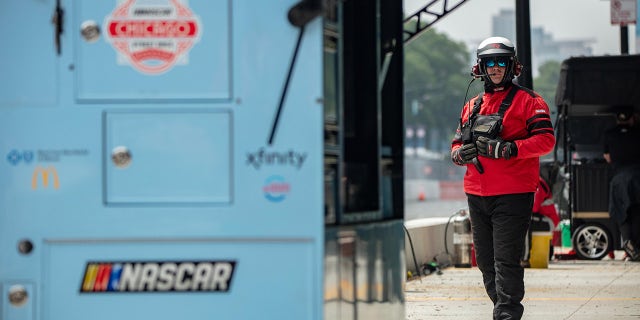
top-left (451, 143), bottom-right (478, 166)
top-left (475, 136), bottom-right (518, 160)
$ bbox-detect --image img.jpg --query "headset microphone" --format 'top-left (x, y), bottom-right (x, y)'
top-left (470, 72), bottom-right (497, 78)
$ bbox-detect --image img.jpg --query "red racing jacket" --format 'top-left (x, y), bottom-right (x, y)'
top-left (451, 84), bottom-right (555, 196)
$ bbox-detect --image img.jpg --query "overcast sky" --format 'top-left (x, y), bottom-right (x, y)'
top-left (404, 0), bottom-right (637, 56)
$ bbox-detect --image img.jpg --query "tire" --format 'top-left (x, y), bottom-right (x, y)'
top-left (572, 223), bottom-right (612, 260)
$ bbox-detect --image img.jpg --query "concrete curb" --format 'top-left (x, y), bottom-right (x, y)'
top-left (404, 218), bottom-right (452, 274)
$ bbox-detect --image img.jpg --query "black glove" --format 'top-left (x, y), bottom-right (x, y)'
top-left (475, 136), bottom-right (517, 160)
top-left (451, 143), bottom-right (478, 165)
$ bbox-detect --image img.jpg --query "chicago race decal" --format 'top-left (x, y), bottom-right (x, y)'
top-left (80, 260), bottom-right (236, 293)
top-left (104, 0), bottom-right (202, 75)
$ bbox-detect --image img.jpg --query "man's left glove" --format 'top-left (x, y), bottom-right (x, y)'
top-left (475, 136), bottom-right (518, 160)
top-left (451, 143), bottom-right (478, 165)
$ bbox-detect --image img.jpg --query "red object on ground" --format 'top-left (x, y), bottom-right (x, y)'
top-left (471, 243), bottom-right (477, 267)
top-left (555, 249), bottom-right (577, 260)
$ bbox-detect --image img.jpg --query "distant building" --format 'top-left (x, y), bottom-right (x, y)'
top-left (492, 8), bottom-right (516, 42)
top-left (530, 26), bottom-right (594, 77)
top-left (491, 9), bottom-right (594, 77)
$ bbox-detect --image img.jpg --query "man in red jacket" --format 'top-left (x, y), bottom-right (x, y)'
top-left (450, 36), bottom-right (555, 320)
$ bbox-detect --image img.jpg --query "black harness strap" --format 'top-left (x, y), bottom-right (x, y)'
top-left (470, 84), bottom-right (521, 118)
top-left (471, 93), bottom-right (483, 119)
top-left (498, 85), bottom-right (520, 115)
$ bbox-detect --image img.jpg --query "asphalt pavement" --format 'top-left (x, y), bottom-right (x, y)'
top-left (405, 252), bottom-right (640, 320)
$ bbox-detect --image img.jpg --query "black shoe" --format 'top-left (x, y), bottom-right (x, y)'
top-left (623, 240), bottom-right (640, 261)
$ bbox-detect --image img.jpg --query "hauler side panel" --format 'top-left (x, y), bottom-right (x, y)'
top-left (0, 1), bottom-right (323, 319)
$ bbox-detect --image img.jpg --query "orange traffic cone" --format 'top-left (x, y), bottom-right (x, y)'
top-left (418, 191), bottom-right (426, 201)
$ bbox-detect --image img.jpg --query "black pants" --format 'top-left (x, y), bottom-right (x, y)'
top-left (468, 193), bottom-right (534, 320)
top-left (618, 205), bottom-right (640, 249)
top-left (609, 169), bottom-right (640, 247)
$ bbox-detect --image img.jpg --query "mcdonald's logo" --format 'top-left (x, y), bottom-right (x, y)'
top-left (32, 165), bottom-right (60, 190)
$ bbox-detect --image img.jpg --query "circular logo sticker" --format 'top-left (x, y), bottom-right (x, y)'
top-left (263, 176), bottom-right (291, 203)
top-left (104, 0), bottom-right (201, 75)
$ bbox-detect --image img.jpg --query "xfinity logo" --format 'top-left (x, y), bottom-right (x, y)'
top-left (246, 148), bottom-right (307, 170)
top-left (80, 261), bottom-right (236, 293)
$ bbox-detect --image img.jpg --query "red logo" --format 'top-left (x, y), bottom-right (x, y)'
top-left (104, 0), bottom-right (201, 74)
top-left (491, 44), bottom-right (501, 49)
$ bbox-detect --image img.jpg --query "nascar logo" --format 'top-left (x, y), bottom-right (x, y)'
top-left (80, 261), bottom-right (236, 293)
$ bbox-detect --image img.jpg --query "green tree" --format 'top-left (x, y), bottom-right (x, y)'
top-left (533, 60), bottom-right (561, 117)
top-left (404, 27), bottom-right (482, 151)
top-left (532, 60), bottom-right (562, 161)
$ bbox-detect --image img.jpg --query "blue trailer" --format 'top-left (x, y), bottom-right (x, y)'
top-left (0, 1), bottom-right (405, 319)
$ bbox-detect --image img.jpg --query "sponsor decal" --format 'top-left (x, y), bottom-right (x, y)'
top-left (37, 149), bottom-right (90, 162)
top-left (80, 260), bottom-right (236, 293)
top-left (6, 150), bottom-right (34, 166)
top-left (32, 166), bottom-right (60, 190)
top-left (104, 0), bottom-right (202, 75)
top-left (246, 148), bottom-right (307, 170)
top-left (263, 175), bottom-right (291, 202)
top-left (6, 149), bottom-right (89, 165)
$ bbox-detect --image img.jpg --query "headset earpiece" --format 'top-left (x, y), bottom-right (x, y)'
top-left (513, 61), bottom-right (522, 77)
top-left (513, 59), bottom-right (523, 77)
top-left (471, 62), bottom-right (481, 77)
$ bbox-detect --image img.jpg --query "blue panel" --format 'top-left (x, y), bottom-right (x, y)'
top-left (43, 240), bottom-right (315, 319)
top-left (75, 0), bottom-right (231, 101)
top-left (0, 0), bottom-right (57, 107)
top-left (105, 111), bottom-right (231, 204)
top-left (1, 0), bottom-right (325, 319)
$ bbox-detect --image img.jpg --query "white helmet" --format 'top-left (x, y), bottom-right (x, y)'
top-left (475, 36), bottom-right (520, 87)
top-left (477, 36), bottom-right (516, 59)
